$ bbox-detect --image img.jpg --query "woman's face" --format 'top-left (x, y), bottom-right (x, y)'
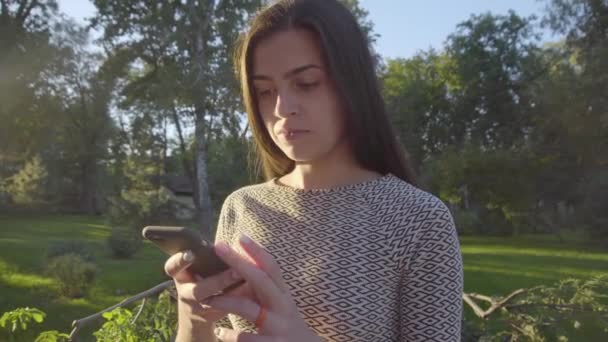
top-left (251, 29), bottom-right (349, 163)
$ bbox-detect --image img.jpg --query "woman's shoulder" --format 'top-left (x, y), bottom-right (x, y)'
top-left (220, 180), bottom-right (275, 208)
top-left (380, 174), bottom-right (449, 208)
top-left (379, 174), bottom-right (454, 226)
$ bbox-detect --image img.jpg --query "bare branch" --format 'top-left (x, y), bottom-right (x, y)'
top-left (462, 293), bottom-right (487, 318)
top-left (466, 293), bottom-right (495, 304)
top-left (130, 298), bottom-right (147, 324)
top-left (462, 288), bottom-right (529, 320)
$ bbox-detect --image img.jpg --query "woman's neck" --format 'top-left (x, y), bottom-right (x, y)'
top-left (279, 143), bottom-right (381, 190)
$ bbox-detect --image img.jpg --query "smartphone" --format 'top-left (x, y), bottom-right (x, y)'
top-left (142, 226), bottom-right (245, 294)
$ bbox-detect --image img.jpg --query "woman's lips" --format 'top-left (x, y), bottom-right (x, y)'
top-left (280, 129), bottom-right (310, 141)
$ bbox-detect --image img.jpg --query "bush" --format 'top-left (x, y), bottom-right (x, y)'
top-left (45, 254), bottom-right (97, 298)
top-left (2, 156), bottom-right (48, 207)
top-left (46, 240), bottom-right (95, 262)
top-left (107, 227), bottom-right (142, 259)
top-left (452, 207), bottom-right (481, 235)
top-left (94, 291), bottom-right (177, 342)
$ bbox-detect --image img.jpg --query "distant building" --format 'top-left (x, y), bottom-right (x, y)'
top-left (160, 175), bottom-right (196, 220)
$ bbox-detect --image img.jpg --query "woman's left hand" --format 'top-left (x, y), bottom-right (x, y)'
top-left (205, 234), bottom-right (322, 342)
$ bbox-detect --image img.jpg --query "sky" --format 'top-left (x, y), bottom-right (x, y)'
top-left (58, 0), bottom-right (556, 60)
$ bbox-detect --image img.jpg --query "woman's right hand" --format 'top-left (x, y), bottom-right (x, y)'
top-left (164, 249), bottom-right (252, 326)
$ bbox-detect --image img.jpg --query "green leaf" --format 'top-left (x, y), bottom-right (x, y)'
top-left (32, 311), bottom-right (45, 323)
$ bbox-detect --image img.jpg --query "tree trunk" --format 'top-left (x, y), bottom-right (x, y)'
top-left (80, 158), bottom-right (97, 215)
top-left (195, 108), bottom-right (213, 236)
top-left (190, 0), bottom-right (216, 236)
top-left (170, 104), bottom-right (195, 197)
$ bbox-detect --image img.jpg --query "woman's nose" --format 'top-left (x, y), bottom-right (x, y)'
top-left (275, 91), bottom-right (298, 118)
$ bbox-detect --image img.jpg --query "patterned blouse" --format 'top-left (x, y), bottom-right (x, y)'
top-left (213, 173), bottom-right (463, 341)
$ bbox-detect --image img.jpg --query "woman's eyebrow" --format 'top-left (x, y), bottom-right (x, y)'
top-left (252, 64), bottom-right (323, 81)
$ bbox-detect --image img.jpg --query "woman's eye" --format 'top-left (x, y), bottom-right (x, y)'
top-left (297, 81), bottom-right (319, 90)
top-left (257, 88), bottom-right (275, 98)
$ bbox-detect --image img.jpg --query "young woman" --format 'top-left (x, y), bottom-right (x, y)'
top-left (164, 0), bottom-right (463, 341)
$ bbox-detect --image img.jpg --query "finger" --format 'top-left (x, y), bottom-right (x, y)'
top-left (227, 281), bottom-right (255, 298)
top-left (215, 328), bottom-right (271, 342)
top-left (214, 242), bottom-right (286, 310)
top-left (238, 234), bottom-right (290, 293)
top-left (207, 296), bottom-right (282, 334)
top-left (176, 268), bottom-right (240, 302)
top-left (164, 250), bottom-right (195, 283)
top-left (181, 269), bottom-right (243, 302)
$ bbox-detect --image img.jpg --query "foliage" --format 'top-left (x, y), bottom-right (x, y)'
top-left (4, 274), bottom-right (607, 342)
top-left (1, 156), bottom-right (48, 207)
top-left (107, 226), bottom-right (143, 259)
top-left (207, 134), bottom-right (254, 210)
top-left (0, 307), bottom-right (45, 334)
top-left (106, 156), bottom-right (171, 233)
top-left (0, 307), bottom-right (46, 341)
top-left (46, 239), bottom-right (95, 262)
top-left (34, 330), bottom-right (70, 342)
top-left (93, 292), bottom-right (177, 342)
top-left (45, 254), bottom-right (97, 298)
top-left (451, 207), bottom-right (482, 235)
top-left (424, 145), bottom-right (542, 235)
top-left (465, 274), bottom-right (608, 341)
top-left (0, 293), bottom-right (176, 341)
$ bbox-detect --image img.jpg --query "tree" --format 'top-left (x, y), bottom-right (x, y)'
top-left (44, 22), bottom-right (117, 214)
top-left (537, 0), bottom-right (608, 235)
top-left (446, 11), bottom-right (544, 149)
top-left (0, 0), bottom-right (60, 169)
top-left (382, 51), bottom-right (456, 170)
top-left (91, 0), bottom-right (263, 235)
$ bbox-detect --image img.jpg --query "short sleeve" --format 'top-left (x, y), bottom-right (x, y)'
top-left (398, 201), bottom-right (463, 341)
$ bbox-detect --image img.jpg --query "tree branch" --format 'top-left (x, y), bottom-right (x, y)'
top-left (130, 298), bottom-right (147, 324)
top-left (462, 288), bottom-right (529, 320)
top-left (68, 280), bottom-right (174, 341)
top-left (462, 293), bottom-right (487, 318)
top-left (21, 0), bottom-right (38, 22)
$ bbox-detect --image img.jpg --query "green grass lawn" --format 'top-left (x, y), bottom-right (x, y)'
top-left (0, 215), bottom-right (169, 341)
top-left (1, 215), bottom-right (607, 341)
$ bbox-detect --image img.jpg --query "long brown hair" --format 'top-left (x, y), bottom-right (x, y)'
top-left (235, 0), bottom-right (417, 185)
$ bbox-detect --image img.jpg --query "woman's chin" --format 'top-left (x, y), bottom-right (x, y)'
top-left (282, 149), bottom-right (318, 163)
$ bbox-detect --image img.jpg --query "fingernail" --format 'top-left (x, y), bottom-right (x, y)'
top-left (215, 242), bottom-right (230, 256)
top-left (183, 250), bottom-right (194, 262)
top-left (240, 234), bottom-right (253, 245)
